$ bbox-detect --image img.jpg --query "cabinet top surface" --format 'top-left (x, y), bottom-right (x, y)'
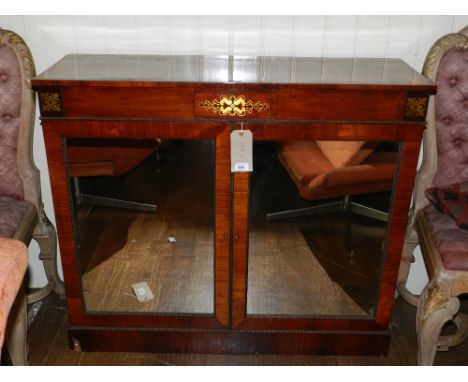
top-left (32, 54), bottom-right (434, 89)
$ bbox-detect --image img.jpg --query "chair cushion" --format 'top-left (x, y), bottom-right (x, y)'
top-left (0, 196), bottom-right (29, 238)
top-left (66, 138), bottom-right (160, 177)
top-left (426, 181), bottom-right (468, 229)
top-left (431, 47), bottom-right (468, 188)
top-left (279, 140), bottom-right (396, 201)
top-left (0, 43), bottom-right (23, 200)
top-left (423, 204), bottom-right (468, 271)
top-left (0, 237), bottom-right (28, 353)
top-left (301, 151), bottom-right (396, 200)
top-left (315, 141), bottom-right (376, 168)
top-left (315, 151), bottom-right (396, 188)
top-left (278, 140), bottom-right (333, 186)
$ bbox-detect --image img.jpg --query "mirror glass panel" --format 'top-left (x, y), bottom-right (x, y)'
top-left (247, 139), bottom-right (398, 318)
top-left (66, 138), bottom-right (215, 315)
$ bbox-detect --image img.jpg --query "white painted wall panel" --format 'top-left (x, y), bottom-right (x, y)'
top-left (168, 16), bottom-right (200, 55)
top-left (19, 16), bottom-right (48, 72)
top-left (0, 16), bottom-right (26, 39)
top-left (414, 16), bottom-right (455, 70)
top-left (453, 15), bottom-right (468, 32)
top-left (136, 16), bottom-right (171, 55)
top-left (262, 16), bottom-right (294, 56)
top-left (386, 16), bottom-right (423, 69)
top-left (322, 16), bottom-right (358, 57)
top-left (103, 16), bottom-right (139, 55)
top-left (354, 16), bottom-right (391, 58)
top-left (41, 16), bottom-right (75, 67)
top-left (292, 16), bottom-right (327, 57)
top-left (232, 16), bottom-right (263, 55)
top-left (200, 16), bottom-right (231, 55)
top-left (0, 15), bottom-right (466, 294)
top-left (72, 16), bottom-right (108, 54)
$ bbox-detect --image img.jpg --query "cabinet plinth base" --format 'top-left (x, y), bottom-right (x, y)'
top-left (68, 327), bottom-right (390, 356)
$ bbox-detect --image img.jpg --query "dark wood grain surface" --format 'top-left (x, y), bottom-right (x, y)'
top-left (32, 53), bottom-right (436, 355)
top-left (33, 55), bottom-right (433, 88)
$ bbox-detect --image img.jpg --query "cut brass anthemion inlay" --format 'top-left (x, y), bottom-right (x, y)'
top-left (39, 92), bottom-right (62, 113)
top-left (200, 95), bottom-right (269, 116)
top-left (404, 97), bottom-right (428, 118)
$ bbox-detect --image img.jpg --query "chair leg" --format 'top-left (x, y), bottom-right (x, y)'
top-left (395, 208), bottom-right (419, 304)
top-left (73, 177), bottom-right (157, 213)
top-left (267, 198), bottom-right (388, 223)
top-left (27, 217), bottom-right (65, 304)
top-left (81, 193), bottom-right (157, 212)
top-left (349, 201), bottom-right (389, 222)
top-left (396, 234), bottom-right (419, 306)
top-left (416, 279), bottom-right (460, 365)
top-left (5, 287), bottom-right (28, 366)
top-left (438, 313), bottom-right (468, 351)
top-left (266, 201), bottom-right (342, 221)
top-left (342, 196), bottom-right (354, 258)
top-left (266, 196), bottom-right (387, 258)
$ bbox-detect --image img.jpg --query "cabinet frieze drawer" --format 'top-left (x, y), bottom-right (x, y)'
top-left (273, 88), bottom-right (406, 121)
top-left (57, 87), bottom-right (195, 118)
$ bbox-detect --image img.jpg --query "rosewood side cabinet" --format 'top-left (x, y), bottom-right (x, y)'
top-left (32, 55), bottom-right (435, 355)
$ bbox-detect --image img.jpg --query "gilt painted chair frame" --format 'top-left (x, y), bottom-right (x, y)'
top-left (397, 26), bottom-right (468, 366)
top-left (0, 28), bottom-right (64, 303)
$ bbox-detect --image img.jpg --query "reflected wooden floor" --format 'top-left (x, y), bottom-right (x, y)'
top-left (78, 140), bottom-right (215, 314)
top-left (248, 223), bottom-right (367, 316)
top-left (247, 141), bottom-right (388, 316)
top-left (77, 139), bottom-right (389, 317)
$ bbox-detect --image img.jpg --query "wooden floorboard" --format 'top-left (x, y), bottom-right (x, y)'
top-left (21, 293), bottom-right (468, 366)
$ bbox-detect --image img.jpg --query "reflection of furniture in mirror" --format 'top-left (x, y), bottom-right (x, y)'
top-left (396, 26), bottom-right (468, 366)
top-left (75, 139), bottom-right (216, 316)
top-left (32, 54), bottom-right (435, 356)
top-left (0, 238), bottom-right (28, 365)
top-left (267, 140), bottom-right (396, 255)
top-left (67, 138), bottom-right (159, 212)
top-left (247, 139), bottom-right (395, 318)
top-left (0, 28), bottom-right (63, 303)
top-left (268, 140), bottom-right (396, 221)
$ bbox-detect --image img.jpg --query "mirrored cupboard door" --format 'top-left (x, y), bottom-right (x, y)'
top-left (231, 127), bottom-right (410, 331)
top-left (42, 121), bottom-right (232, 328)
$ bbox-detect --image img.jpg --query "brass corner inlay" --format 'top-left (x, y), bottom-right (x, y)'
top-left (404, 96), bottom-right (428, 118)
top-left (200, 95), bottom-right (269, 117)
top-left (39, 92), bottom-right (62, 113)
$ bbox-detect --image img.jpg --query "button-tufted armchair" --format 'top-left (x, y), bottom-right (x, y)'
top-left (397, 26), bottom-right (468, 365)
top-left (0, 28), bottom-right (63, 303)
